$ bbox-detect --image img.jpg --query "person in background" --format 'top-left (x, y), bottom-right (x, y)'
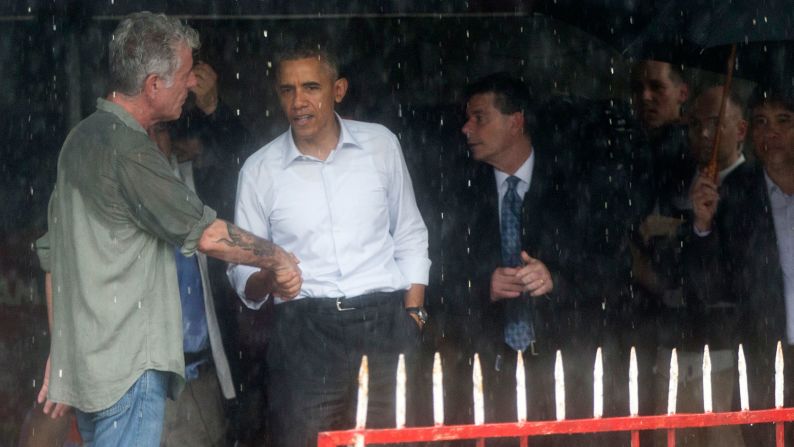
top-left (654, 85), bottom-right (749, 447)
top-left (687, 80), bottom-right (794, 445)
top-left (165, 59), bottom-right (264, 445)
top-left (150, 121), bottom-right (235, 447)
top-left (626, 60), bottom-right (694, 426)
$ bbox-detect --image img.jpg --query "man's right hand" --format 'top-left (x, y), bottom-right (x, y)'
top-left (38, 355), bottom-right (70, 419)
top-left (490, 267), bottom-right (525, 301)
top-left (270, 251), bottom-right (302, 299)
top-left (690, 173), bottom-right (720, 233)
top-left (246, 251), bottom-right (302, 301)
top-left (191, 62), bottom-right (219, 115)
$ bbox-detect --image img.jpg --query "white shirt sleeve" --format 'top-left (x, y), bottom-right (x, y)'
top-left (386, 133), bottom-right (431, 285)
top-left (227, 162), bottom-right (271, 310)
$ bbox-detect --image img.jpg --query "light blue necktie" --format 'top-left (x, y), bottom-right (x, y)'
top-left (501, 176), bottom-right (535, 351)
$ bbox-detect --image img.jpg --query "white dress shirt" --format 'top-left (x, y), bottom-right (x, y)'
top-left (228, 115), bottom-right (430, 307)
top-left (764, 173), bottom-right (794, 344)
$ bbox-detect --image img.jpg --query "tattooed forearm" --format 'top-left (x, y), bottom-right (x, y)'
top-left (199, 219), bottom-right (296, 274)
top-left (217, 222), bottom-right (276, 258)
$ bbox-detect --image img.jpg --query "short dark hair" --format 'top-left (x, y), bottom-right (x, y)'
top-left (748, 78), bottom-right (794, 113)
top-left (696, 84), bottom-right (746, 114)
top-left (464, 72), bottom-right (534, 134)
top-left (631, 60), bottom-right (687, 86)
top-left (274, 37), bottom-right (339, 80)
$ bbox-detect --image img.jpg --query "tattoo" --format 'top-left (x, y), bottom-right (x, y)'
top-left (218, 222), bottom-right (276, 258)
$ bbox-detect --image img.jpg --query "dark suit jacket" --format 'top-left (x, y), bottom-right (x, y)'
top-left (683, 161), bottom-right (787, 408)
top-left (445, 142), bottom-right (590, 354)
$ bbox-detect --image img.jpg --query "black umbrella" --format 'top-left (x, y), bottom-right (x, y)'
top-left (626, 0), bottom-right (794, 181)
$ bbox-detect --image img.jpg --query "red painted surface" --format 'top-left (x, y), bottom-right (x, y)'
top-left (666, 428), bottom-right (675, 447)
top-left (317, 408), bottom-right (794, 446)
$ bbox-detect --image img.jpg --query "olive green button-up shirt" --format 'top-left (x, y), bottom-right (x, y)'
top-left (38, 98), bottom-right (216, 412)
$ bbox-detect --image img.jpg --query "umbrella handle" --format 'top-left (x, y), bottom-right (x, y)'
top-left (705, 44), bottom-right (737, 183)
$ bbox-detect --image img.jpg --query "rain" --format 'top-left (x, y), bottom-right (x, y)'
top-left (1, 1), bottom-right (793, 446)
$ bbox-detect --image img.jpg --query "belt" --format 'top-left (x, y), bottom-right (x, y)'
top-left (293, 291), bottom-right (404, 312)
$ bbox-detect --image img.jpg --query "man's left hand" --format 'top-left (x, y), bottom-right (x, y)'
top-left (515, 251), bottom-right (553, 296)
top-left (38, 355), bottom-right (71, 419)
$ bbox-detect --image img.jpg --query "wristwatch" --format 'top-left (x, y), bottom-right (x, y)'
top-left (405, 306), bottom-right (428, 325)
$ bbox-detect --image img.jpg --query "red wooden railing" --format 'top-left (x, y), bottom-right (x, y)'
top-left (318, 408), bottom-right (794, 446)
top-left (317, 344), bottom-right (792, 446)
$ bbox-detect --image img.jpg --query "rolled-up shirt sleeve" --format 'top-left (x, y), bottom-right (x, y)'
top-left (386, 134), bottom-right (431, 285)
top-left (116, 144), bottom-right (216, 256)
top-left (227, 162), bottom-right (270, 309)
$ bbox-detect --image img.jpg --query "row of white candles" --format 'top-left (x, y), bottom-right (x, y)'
top-left (353, 341), bottom-right (786, 433)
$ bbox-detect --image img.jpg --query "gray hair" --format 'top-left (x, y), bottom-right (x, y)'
top-left (109, 12), bottom-right (199, 96)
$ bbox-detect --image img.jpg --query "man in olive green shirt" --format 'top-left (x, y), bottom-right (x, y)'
top-left (35, 12), bottom-right (301, 446)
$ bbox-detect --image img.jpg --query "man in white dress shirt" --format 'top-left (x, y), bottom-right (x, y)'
top-left (228, 40), bottom-right (430, 447)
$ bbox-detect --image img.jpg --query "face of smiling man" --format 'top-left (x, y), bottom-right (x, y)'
top-left (276, 56), bottom-right (348, 156)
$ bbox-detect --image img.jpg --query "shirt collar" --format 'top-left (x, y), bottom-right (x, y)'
top-left (718, 153), bottom-right (746, 182)
top-left (765, 169), bottom-right (786, 197)
top-left (96, 98), bottom-right (147, 135)
top-left (494, 149), bottom-right (535, 188)
top-left (282, 113), bottom-right (363, 168)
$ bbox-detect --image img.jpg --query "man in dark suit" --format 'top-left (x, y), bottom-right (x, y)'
top-left (686, 81), bottom-right (794, 444)
top-left (436, 73), bottom-right (593, 446)
top-left (653, 85), bottom-right (750, 447)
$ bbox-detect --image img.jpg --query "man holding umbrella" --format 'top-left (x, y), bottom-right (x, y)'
top-left (654, 84), bottom-right (751, 447)
top-left (688, 79), bottom-right (794, 444)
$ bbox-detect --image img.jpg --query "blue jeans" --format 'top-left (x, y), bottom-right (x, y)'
top-left (76, 369), bottom-right (169, 447)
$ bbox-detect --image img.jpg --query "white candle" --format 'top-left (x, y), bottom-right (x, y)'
top-left (396, 353), bottom-right (406, 429)
top-left (517, 351), bottom-right (527, 422)
top-left (473, 353), bottom-right (484, 425)
top-left (775, 341), bottom-right (784, 409)
top-left (593, 347), bottom-right (603, 419)
top-left (555, 350), bottom-right (565, 421)
top-left (356, 355), bottom-right (369, 429)
top-left (433, 352), bottom-right (444, 426)
top-left (738, 344), bottom-right (749, 411)
top-left (702, 345), bottom-right (712, 413)
top-left (629, 347), bottom-right (638, 416)
top-left (667, 348), bottom-right (678, 415)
